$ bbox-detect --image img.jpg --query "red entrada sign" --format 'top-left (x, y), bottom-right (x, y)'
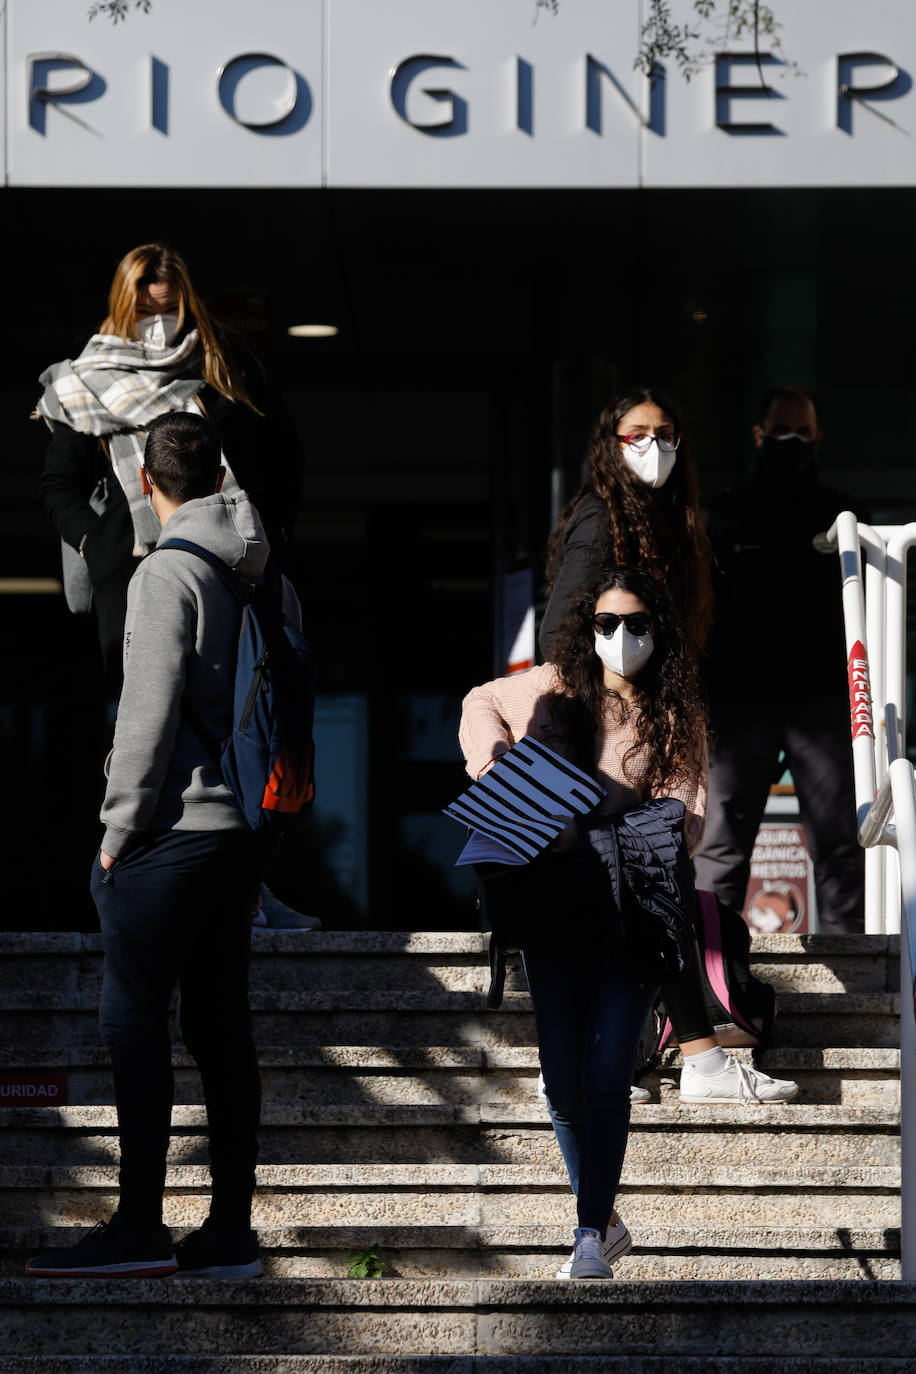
top-left (847, 639), bottom-right (873, 741)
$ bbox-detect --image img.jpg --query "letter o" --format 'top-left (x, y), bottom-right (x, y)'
top-left (217, 52), bottom-right (306, 132)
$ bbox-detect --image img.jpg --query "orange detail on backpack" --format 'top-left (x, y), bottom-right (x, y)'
top-left (262, 745), bottom-right (315, 813)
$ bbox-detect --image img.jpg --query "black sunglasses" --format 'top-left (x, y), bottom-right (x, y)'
top-left (593, 611), bottom-right (653, 638)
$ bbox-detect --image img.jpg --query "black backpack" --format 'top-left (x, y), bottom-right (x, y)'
top-left (694, 890), bottom-right (776, 1047)
top-left (633, 890), bottom-right (777, 1080)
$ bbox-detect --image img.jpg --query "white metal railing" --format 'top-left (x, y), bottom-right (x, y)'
top-left (826, 514), bottom-right (916, 1279)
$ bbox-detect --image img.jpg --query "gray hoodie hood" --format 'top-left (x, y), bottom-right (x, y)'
top-left (155, 493), bottom-right (269, 585)
top-left (99, 491), bottom-right (273, 857)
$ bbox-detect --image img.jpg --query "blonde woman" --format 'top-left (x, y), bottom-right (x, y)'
top-left (38, 242), bottom-right (299, 689)
top-left (38, 244), bottom-right (312, 931)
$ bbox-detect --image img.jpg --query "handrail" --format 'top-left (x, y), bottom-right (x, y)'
top-left (826, 516), bottom-right (915, 1277)
top-left (874, 757), bottom-right (916, 1280)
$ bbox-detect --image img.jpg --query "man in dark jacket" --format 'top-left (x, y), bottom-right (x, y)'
top-left (693, 386), bottom-right (865, 935)
top-left (27, 413), bottom-right (273, 1279)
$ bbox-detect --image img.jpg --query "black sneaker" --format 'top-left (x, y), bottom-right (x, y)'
top-left (174, 1219), bottom-right (262, 1278)
top-left (26, 1214), bottom-right (177, 1277)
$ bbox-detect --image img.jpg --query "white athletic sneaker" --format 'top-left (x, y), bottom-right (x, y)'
top-left (556, 1215), bottom-right (631, 1278)
top-left (679, 1056), bottom-right (798, 1104)
top-left (568, 1227), bottom-right (615, 1279)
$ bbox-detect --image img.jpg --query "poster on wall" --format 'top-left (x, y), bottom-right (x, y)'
top-left (741, 821), bottom-right (817, 935)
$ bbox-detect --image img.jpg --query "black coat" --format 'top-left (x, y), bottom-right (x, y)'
top-left (40, 354), bottom-right (302, 687)
top-left (538, 491), bottom-right (607, 662)
top-left (701, 473), bottom-right (868, 701)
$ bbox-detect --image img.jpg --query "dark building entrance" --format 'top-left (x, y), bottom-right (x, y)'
top-left (3, 186), bottom-right (913, 930)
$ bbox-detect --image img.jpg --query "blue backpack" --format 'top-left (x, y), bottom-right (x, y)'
top-left (156, 538), bottom-right (316, 831)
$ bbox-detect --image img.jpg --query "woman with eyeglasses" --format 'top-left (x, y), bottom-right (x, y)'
top-left (460, 566), bottom-right (707, 1280)
top-left (539, 389), bottom-right (797, 1117)
top-left (539, 387), bottom-right (712, 661)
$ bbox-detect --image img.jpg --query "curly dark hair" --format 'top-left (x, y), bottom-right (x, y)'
top-left (547, 566), bottom-right (707, 794)
top-left (546, 387), bottom-right (713, 651)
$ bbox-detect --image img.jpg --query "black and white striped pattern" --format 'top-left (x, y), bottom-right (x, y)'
top-left (444, 736), bottom-right (604, 862)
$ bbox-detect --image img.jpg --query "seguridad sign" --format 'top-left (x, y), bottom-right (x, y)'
top-left (4, 0), bottom-right (916, 189)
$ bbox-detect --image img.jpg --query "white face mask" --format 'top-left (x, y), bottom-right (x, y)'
top-left (595, 624), bottom-right (654, 679)
top-left (622, 439), bottom-right (677, 489)
top-left (135, 313), bottom-right (181, 349)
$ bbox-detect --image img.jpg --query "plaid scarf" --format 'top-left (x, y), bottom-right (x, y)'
top-left (38, 330), bottom-right (241, 554)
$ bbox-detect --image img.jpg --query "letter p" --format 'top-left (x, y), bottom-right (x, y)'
top-left (29, 54), bottom-right (106, 136)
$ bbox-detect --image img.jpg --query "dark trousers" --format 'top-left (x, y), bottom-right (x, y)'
top-left (91, 829), bottom-right (267, 1232)
top-left (522, 940), bottom-right (658, 1235)
top-left (693, 694), bottom-right (864, 935)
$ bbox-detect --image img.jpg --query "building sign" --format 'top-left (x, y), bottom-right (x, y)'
top-left (742, 821), bottom-right (816, 936)
top-left (4, 0), bottom-right (916, 188)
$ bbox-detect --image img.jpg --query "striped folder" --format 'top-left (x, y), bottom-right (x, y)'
top-left (444, 735), bottom-right (604, 866)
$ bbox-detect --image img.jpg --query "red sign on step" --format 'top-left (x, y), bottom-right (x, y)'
top-left (0, 1075), bottom-right (67, 1105)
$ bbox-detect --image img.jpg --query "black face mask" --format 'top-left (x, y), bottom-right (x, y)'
top-left (756, 433), bottom-right (818, 485)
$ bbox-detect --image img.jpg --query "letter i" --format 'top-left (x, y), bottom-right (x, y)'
top-left (151, 56), bottom-right (169, 134)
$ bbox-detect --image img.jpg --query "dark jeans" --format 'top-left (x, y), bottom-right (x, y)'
top-left (522, 940), bottom-right (658, 1235)
top-left (91, 828), bottom-right (268, 1232)
top-left (693, 693), bottom-right (864, 934)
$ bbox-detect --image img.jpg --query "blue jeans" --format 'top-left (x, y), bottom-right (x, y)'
top-left (522, 939), bottom-right (658, 1235)
top-left (91, 828), bottom-right (269, 1232)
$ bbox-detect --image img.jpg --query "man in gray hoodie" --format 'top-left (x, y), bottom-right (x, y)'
top-left (27, 412), bottom-right (271, 1279)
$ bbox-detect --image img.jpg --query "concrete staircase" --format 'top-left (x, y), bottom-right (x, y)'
top-left (1, 929), bottom-right (914, 1369)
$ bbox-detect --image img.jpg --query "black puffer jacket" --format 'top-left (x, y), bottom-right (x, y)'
top-left (580, 797), bottom-right (695, 983)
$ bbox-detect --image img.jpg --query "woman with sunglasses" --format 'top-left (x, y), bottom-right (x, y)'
top-left (539, 387), bottom-right (712, 660)
top-left (460, 566), bottom-right (707, 1280)
top-left (540, 387), bottom-right (797, 1115)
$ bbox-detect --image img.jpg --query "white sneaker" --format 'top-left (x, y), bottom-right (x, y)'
top-left (679, 1056), bottom-right (798, 1104)
top-left (568, 1227), bottom-right (615, 1279)
top-left (556, 1215), bottom-right (631, 1278)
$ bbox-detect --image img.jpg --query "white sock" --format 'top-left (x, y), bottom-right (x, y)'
top-left (684, 1045), bottom-right (729, 1076)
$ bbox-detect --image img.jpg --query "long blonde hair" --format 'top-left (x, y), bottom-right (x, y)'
top-left (100, 243), bottom-right (261, 413)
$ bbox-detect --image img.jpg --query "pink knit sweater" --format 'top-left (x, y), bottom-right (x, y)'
top-left (459, 663), bottom-right (707, 854)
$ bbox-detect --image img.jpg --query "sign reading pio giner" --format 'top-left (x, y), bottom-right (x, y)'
top-left (5, 0), bottom-right (916, 187)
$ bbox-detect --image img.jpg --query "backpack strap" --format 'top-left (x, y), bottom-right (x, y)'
top-left (697, 889), bottom-right (759, 1037)
top-left (154, 538), bottom-right (252, 606)
top-left (151, 538), bottom-right (250, 770)
top-left (486, 935), bottom-right (507, 1010)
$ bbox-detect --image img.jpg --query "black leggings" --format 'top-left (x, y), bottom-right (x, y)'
top-left (659, 934), bottom-right (715, 1046)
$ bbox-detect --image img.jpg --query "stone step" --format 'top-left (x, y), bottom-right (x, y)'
top-left (2, 950), bottom-right (896, 997)
top-left (4, 1278), bottom-right (916, 1360)
top-left (0, 1156), bottom-right (898, 1224)
top-left (0, 1102), bottom-right (899, 1177)
top-left (1, 1222), bottom-right (902, 1281)
top-left (0, 931), bottom-right (899, 996)
top-left (1, 992), bottom-right (901, 1056)
top-left (3, 1362), bottom-right (916, 1374)
top-left (1, 1044), bottom-right (900, 1108)
top-left (1, 931), bottom-right (897, 956)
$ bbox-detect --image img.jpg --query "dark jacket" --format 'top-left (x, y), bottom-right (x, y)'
top-left (538, 491), bottom-right (607, 662)
top-left (702, 471), bottom-right (868, 701)
top-left (40, 349), bottom-right (301, 687)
